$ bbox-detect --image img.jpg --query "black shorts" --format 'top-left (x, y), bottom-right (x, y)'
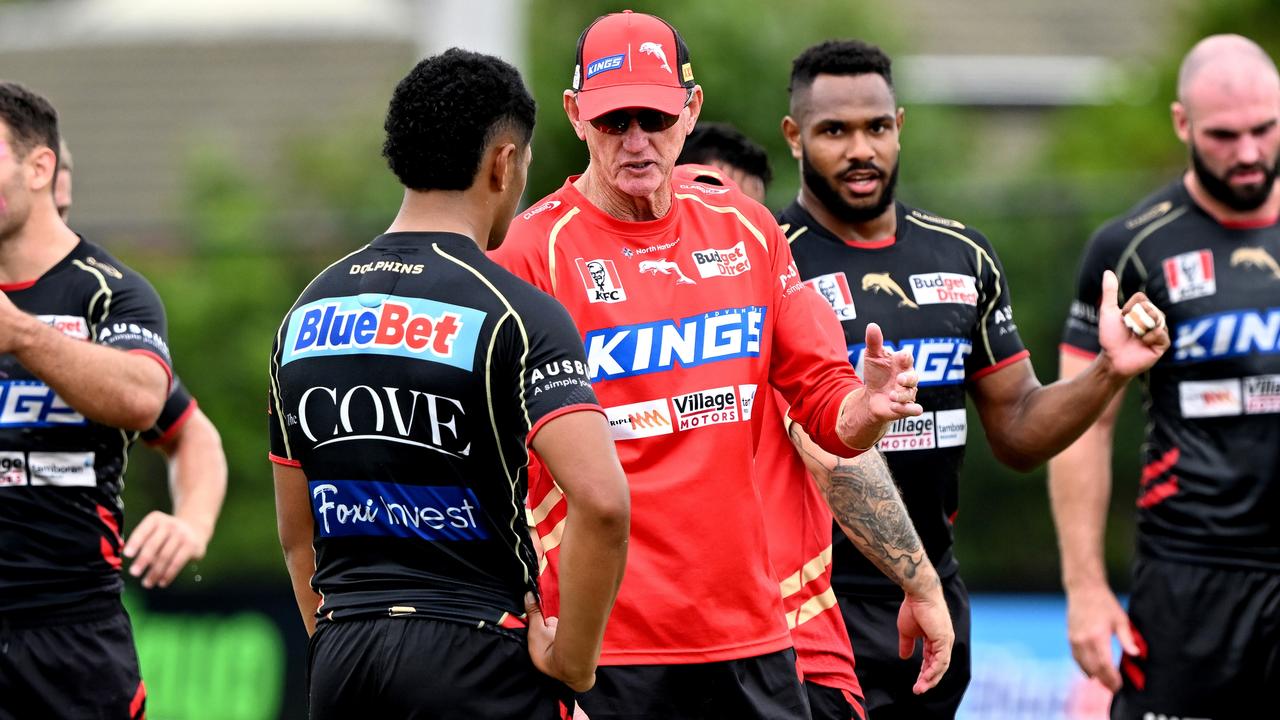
top-left (0, 596), bottom-right (146, 720)
top-left (575, 648), bottom-right (808, 719)
top-left (836, 573), bottom-right (971, 720)
top-left (805, 680), bottom-right (867, 720)
top-left (1111, 557), bottom-right (1280, 720)
top-left (307, 616), bottom-right (572, 720)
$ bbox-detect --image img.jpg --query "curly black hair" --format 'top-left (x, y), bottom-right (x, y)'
top-left (383, 48), bottom-right (535, 191)
top-left (0, 81), bottom-right (59, 162)
top-left (788, 39), bottom-right (893, 100)
top-left (676, 122), bottom-right (772, 189)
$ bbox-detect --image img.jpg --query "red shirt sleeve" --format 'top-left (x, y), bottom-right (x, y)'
top-left (489, 220), bottom-right (555, 293)
top-left (764, 219), bottom-right (864, 457)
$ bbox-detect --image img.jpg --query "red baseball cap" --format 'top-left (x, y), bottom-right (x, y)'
top-left (571, 10), bottom-right (696, 121)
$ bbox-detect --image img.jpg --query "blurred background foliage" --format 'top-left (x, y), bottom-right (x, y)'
top-left (117, 0), bottom-right (1277, 594)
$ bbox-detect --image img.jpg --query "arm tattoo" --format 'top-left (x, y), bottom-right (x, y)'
top-left (788, 424), bottom-right (928, 586)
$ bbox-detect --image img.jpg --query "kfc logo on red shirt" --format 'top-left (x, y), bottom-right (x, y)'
top-left (576, 258), bottom-right (628, 304)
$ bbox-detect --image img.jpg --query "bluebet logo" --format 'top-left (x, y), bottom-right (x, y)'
top-left (283, 294), bottom-right (484, 370)
top-left (1173, 308), bottom-right (1280, 363)
top-left (586, 53), bottom-right (625, 78)
top-left (847, 337), bottom-right (972, 387)
top-left (309, 480), bottom-right (488, 541)
top-left (583, 306), bottom-right (765, 381)
top-left (0, 381), bottom-right (86, 428)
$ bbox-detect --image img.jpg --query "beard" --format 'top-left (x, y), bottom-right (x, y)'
top-left (801, 145), bottom-right (899, 225)
top-left (1191, 141), bottom-right (1279, 212)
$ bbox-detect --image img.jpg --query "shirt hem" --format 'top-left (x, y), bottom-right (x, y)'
top-left (968, 349), bottom-right (1031, 382)
top-left (128, 348), bottom-right (174, 393)
top-left (598, 632), bottom-right (792, 666)
top-left (268, 453), bottom-right (301, 467)
top-left (146, 398), bottom-right (197, 447)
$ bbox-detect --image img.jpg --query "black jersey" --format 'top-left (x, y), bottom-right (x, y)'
top-left (0, 239), bottom-right (172, 612)
top-left (779, 201), bottom-right (1027, 593)
top-left (268, 232), bottom-right (601, 627)
top-left (1062, 180), bottom-right (1280, 571)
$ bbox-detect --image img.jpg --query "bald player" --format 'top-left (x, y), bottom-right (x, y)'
top-left (1052, 34), bottom-right (1280, 719)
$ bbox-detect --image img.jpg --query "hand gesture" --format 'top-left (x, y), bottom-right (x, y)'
top-left (897, 589), bottom-right (955, 695)
top-left (123, 511), bottom-right (210, 589)
top-left (525, 593), bottom-right (595, 693)
top-left (859, 322), bottom-right (923, 422)
top-left (1066, 583), bottom-right (1139, 692)
top-left (1097, 270), bottom-right (1170, 377)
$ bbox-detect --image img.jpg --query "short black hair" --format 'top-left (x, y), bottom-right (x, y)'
top-left (677, 122), bottom-right (772, 188)
top-left (383, 48), bottom-right (536, 191)
top-left (0, 81), bottom-right (60, 162)
top-left (788, 40), bottom-right (894, 100)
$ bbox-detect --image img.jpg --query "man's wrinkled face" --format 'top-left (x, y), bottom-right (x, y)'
top-left (567, 87), bottom-right (702, 202)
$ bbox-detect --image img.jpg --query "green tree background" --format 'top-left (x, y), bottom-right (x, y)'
top-left (117, 0), bottom-right (1278, 594)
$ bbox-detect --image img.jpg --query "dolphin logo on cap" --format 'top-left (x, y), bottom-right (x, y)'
top-left (639, 42), bottom-right (672, 73)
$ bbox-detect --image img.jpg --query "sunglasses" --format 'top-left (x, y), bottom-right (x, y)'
top-left (589, 108), bottom-right (682, 135)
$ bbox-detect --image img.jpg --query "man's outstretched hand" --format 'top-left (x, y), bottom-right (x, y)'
top-left (838, 323), bottom-right (923, 450)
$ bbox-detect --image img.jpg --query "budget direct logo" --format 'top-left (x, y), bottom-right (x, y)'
top-left (909, 272), bottom-right (978, 306)
top-left (672, 386), bottom-right (740, 430)
top-left (283, 294), bottom-right (484, 370)
top-left (691, 241), bottom-right (751, 279)
top-left (36, 315), bottom-right (89, 340)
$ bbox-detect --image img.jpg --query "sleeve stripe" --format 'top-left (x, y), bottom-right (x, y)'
top-left (1115, 205), bottom-right (1188, 286)
top-left (129, 349), bottom-right (174, 392)
top-left (431, 244), bottom-right (538, 586)
top-left (526, 404), bottom-right (607, 447)
top-left (145, 398), bottom-right (197, 447)
top-left (268, 453), bottom-right (302, 468)
top-left (1059, 343), bottom-right (1099, 361)
top-left (546, 207), bottom-right (581, 295)
top-left (967, 349), bottom-right (1031, 382)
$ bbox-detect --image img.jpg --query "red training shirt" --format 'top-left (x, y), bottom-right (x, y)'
top-left (492, 175), bottom-right (863, 665)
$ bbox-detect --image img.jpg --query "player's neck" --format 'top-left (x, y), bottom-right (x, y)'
top-left (574, 167), bottom-right (672, 222)
top-left (798, 189), bottom-right (896, 245)
top-left (0, 206), bottom-right (79, 285)
top-left (1183, 170), bottom-right (1280, 228)
top-left (386, 189), bottom-right (488, 250)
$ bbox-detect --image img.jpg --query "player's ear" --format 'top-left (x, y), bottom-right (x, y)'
top-left (564, 91), bottom-right (588, 142)
top-left (24, 144), bottom-right (57, 193)
top-left (1171, 101), bottom-right (1191, 144)
top-left (683, 86), bottom-right (704, 132)
top-left (490, 141), bottom-right (519, 193)
top-left (781, 116), bottom-right (802, 160)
